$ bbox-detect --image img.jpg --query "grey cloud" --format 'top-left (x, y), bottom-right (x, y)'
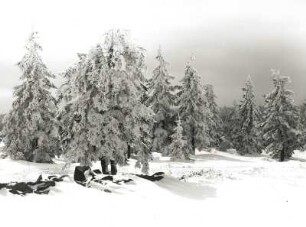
top-left (1, 16), bottom-right (305, 113)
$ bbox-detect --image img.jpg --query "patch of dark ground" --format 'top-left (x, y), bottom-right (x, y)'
top-left (0, 175), bottom-right (68, 196)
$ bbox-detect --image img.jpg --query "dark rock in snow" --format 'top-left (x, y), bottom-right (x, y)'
top-left (74, 166), bottom-right (135, 192)
top-left (0, 175), bottom-right (68, 196)
top-left (92, 169), bottom-right (102, 174)
top-left (36, 181), bottom-right (56, 192)
top-left (0, 183), bottom-right (8, 191)
top-left (48, 175), bottom-right (69, 182)
top-left (7, 182), bottom-right (34, 195)
top-left (114, 179), bottom-right (133, 184)
top-left (74, 166), bottom-right (90, 182)
top-left (101, 176), bottom-right (114, 181)
top-left (73, 166), bottom-right (164, 193)
top-left (136, 172), bottom-right (165, 182)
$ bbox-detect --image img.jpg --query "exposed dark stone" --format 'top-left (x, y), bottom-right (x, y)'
top-left (0, 183), bottom-right (8, 190)
top-left (114, 179), bottom-right (133, 184)
top-left (73, 169), bottom-right (164, 193)
top-left (74, 166), bottom-right (90, 182)
top-left (74, 169), bottom-right (134, 192)
top-left (36, 181), bottom-right (56, 192)
top-left (1, 175), bottom-right (68, 196)
top-left (101, 176), bottom-right (113, 181)
top-left (7, 182), bottom-right (34, 195)
top-left (92, 169), bottom-right (102, 174)
top-left (136, 172), bottom-right (165, 182)
top-left (48, 175), bottom-right (69, 182)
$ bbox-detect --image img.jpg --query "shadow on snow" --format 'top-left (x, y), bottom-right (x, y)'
top-left (155, 176), bottom-right (217, 200)
top-left (194, 153), bottom-right (246, 162)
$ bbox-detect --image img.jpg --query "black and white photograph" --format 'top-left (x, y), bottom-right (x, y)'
top-left (0, 0), bottom-right (306, 226)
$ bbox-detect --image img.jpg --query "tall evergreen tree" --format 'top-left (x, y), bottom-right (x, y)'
top-left (57, 53), bottom-right (87, 156)
top-left (299, 101), bottom-right (306, 129)
top-left (298, 101), bottom-right (306, 148)
top-left (232, 76), bottom-right (261, 154)
top-left (218, 105), bottom-right (236, 151)
top-left (260, 70), bottom-right (300, 161)
top-left (204, 84), bottom-right (223, 148)
top-left (61, 30), bottom-right (154, 173)
top-left (169, 116), bottom-right (189, 160)
top-left (61, 45), bottom-right (107, 166)
top-left (0, 114), bottom-right (6, 142)
top-left (102, 30), bottom-right (154, 173)
top-left (177, 61), bottom-right (209, 154)
top-left (146, 48), bottom-right (175, 155)
top-left (2, 32), bottom-right (58, 163)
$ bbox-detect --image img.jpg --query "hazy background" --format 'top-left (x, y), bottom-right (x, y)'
top-left (0, 0), bottom-right (306, 114)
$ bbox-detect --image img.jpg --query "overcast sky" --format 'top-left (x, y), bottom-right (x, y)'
top-left (0, 0), bottom-right (306, 113)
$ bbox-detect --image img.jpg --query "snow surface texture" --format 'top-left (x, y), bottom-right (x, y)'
top-left (1, 144), bottom-right (306, 227)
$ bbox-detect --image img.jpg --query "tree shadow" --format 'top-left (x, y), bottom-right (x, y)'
top-left (155, 176), bottom-right (217, 200)
top-left (194, 153), bottom-right (246, 162)
top-left (290, 157), bottom-right (306, 162)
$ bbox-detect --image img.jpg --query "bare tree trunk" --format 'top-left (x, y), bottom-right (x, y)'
top-left (110, 159), bottom-right (117, 175)
top-left (191, 127), bottom-right (196, 155)
top-left (100, 156), bottom-right (110, 174)
top-left (127, 144), bottom-right (131, 159)
top-left (280, 146), bottom-right (285, 162)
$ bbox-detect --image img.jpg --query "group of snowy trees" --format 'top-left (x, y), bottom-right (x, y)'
top-left (1, 31), bottom-right (223, 170)
top-left (1, 30), bottom-right (306, 172)
top-left (147, 52), bottom-right (223, 160)
top-left (221, 71), bottom-right (304, 161)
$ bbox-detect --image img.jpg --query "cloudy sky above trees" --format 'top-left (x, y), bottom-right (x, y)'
top-left (0, 0), bottom-right (305, 113)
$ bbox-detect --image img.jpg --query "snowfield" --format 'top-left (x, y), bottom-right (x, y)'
top-left (1, 145), bottom-right (306, 227)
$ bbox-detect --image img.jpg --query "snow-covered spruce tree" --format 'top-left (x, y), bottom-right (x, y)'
top-left (57, 53), bottom-right (87, 156)
top-left (299, 101), bottom-right (306, 128)
top-left (204, 84), bottom-right (223, 148)
top-left (177, 61), bottom-right (209, 154)
top-left (146, 47), bottom-right (175, 155)
top-left (260, 70), bottom-right (300, 161)
top-left (62, 30), bottom-right (154, 173)
top-left (61, 44), bottom-right (110, 166)
top-left (2, 32), bottom-right (58, 163)
top-left (169, 116), bottom-right (189, 160)
top-left (218, 105), bottom-right (237, 151)
top-left (299, 101), bottom-right (306, 148)
top-left (102, 30), bottom-right (154, 173)
top-left (0, 114), bottom-right (6, 143)
top-left (232, 76), bottom-right (261, 155)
